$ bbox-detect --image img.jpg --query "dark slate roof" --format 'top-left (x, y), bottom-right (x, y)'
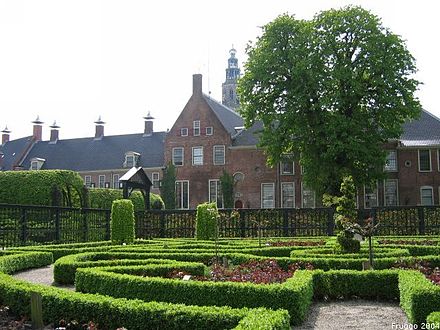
top-left (232, 121), bottom-right (263, 146)
top-left (203, 94), bottom-right (243, 135)
top-left (0, 136), bottom-right (33, 170)
top-left (400, 110), bottom-right (440, 146)
top-left (19, 132), bottom-right (166, 171)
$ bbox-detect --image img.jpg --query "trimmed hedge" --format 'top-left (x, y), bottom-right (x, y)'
top-left (0, 252), bottom-right (53, 274)
top-left (427, 312), bottom-right (440, 329)
top-left (74, 266), bottom-right (314, 325)
top-left (399, 270), bottom-right (440, 325)
top-left (0, 170), bottom-right (85, 207)
top-left (89, 188), bottom-right (164, 211)
top-left (195, 202), bottom-right (218, 240)
top-left (111, 199), bottom-right (135, 244)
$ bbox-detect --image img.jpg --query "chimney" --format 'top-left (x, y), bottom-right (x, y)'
top-left (49, 121), bottom-right (60, 144)
top-left (1, 126), bottom-right (11, 145)
top-left (143, 112), bottom-right (154, 136)
top-left (32, 116), bottom-right (43, 141)
top-left (193, 74), bottom-right (202, 96)
top-left (94, 116), bottom-right (105, 139)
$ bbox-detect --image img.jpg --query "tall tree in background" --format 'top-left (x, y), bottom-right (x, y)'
top-left (238, 6), bottom-right (421, 196)
top-left (160, 163), bottom-right (176, 209)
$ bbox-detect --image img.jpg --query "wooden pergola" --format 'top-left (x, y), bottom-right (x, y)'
top-left (119, 167), bottom-right (153, 210)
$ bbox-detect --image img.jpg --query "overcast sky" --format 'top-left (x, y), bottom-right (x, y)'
top-left (0, 0), bottom-right (438, 140)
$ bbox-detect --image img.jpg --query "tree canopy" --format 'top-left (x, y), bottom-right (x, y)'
top-left (238, 6), bottom-right (422, 195)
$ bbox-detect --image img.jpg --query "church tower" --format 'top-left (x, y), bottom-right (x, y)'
top-left (222, 47), bottom-right (240, 110)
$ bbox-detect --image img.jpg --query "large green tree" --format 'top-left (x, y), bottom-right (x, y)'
top-left (238, 6), bottom-right (422, 196)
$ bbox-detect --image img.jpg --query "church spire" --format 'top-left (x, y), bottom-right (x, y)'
top-left (222, 46), bottom-right (241, 111)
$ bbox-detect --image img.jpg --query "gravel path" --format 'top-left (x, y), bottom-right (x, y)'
top-left (12, 266), bottom-right (411, 329)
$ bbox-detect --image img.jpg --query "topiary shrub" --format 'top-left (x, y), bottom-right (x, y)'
top-left (195, 202), bottom-right (219, 240)
top-left (111, 199), bottom-right (135, 244)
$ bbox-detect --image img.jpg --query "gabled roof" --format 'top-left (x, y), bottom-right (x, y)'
top-left (18, 132), bottom-right (166, 172)
top-left (203, 94), bottom-right (243, 136)
top-left (0, 136), bottom-right (33, 170)
top-left (232, 121), bottom-right (263, 146)
top-left (400, 110), bottom-right (440, 147)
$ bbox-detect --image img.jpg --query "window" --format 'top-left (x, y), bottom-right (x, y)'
top-left (281, 182), bottom-right (295, 208)
top-left (193, 120), bottom-right (200, 136)
top-left (421, 186), bottom-right (433, 206)
top-left (280, 161), bottom-right (294, 175)
top-left (30, 161), bottom-right (38, 170)
top-left (176, 180), bottom-right (189, 209)
top-left (124, 152), bottom-right (140, 168)
top-left (233, 172), bottom-right (244, 183)
top-left (384, 179), bottom-right (398, 206)
top-left (29, 157), bottom-right (45, 170)
top-left (172, 147), bottom-right (184, 166)
top-left (384, 151), bottom-right (397, 171)
top-left (112, 174), bottom-right (119, 189)
top-left (180, 128), bottom-right (188, 136)
top-left (364, 183), bottom-right (378, 209)
top-left (261, 183), bottom-right (275, 208)
top-left (192, 146), bottom-right (203, 165)
top-left (213, 145), bottom-right (225, 165)
top-left (419, 149), bottom-right (431, 172)
top-left (206, 127), bottom-right (213, 135)
top-left (85, 175), bottom-right (92, 188)
top-left (301, 184), bottom-right (315, 208)
top-left (209, 179), bottom-right (224, 209)
top-left (98, 175), bottom-right (105, 188)
top-left (152, 172), bottom-right (160, 188)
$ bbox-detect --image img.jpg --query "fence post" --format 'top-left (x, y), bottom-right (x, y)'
top-left (240, 210), bottom-right (246, 238)
top-left (82, 209), bottom-right (89, 242)
top-left (327, 208), bottom-right (334, 236)
top-left (283, 210), bottom-right (289, 237)
top-left (418, 207), bottom-right (425, 235)
top-left (30, 291), bottom-right (44, 329)
top-left (20, 207), bottom-right (27, 245)
top-left (105, 210), bottom-right (111, 241)
top-left (54, 208), bottom-right (60, 243)
top-left (159, 211), bottom-right (166, 238)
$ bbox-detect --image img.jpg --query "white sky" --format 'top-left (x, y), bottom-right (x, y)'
top-left (0, 0), bottom-right (438, 140)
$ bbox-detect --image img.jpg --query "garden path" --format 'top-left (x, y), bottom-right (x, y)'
top-left (12, 266), bottom-right (410, 329)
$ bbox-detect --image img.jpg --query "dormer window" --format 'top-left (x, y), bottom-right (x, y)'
top-left (30, 157), bottom-right (45, 170)
top-left (124, 151), bottom-right (140, 168)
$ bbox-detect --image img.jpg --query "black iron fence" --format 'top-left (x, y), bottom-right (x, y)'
top-left (1, 203), bottom-right (440, 247)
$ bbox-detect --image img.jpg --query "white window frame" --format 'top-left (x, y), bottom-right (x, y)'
top-left (383, 179), bottom-right (399, 206)
top-left (29, 157), bottom-right (45, 170)
top-left (192, 146), bottom-right (203, 166)
top-left (152, 172), bottom-right (160, 188)
top-left (420, 186), bottom-right (434, 206)
top-left (193, 120), bottom-right (200, 136)
top-left (209, 179), bottom-right (224, 209)
top-left (172, 147), bottom-right (184, 166)
top-left (84, 175), bottom-right (92, 187)
top-left (364, 182), bottom-right (379, 209)
top-left (30, 161), bottom-right (38, 170)
top-left (418, 149), bottom-right (432, 172)
top-left (176, 180), bottom-right (189, 209)
top-left (180, 128), bottom-right (188, 136)
top-left (206, 127), bottom-right (213, 136)
top-left (112, 174), bottom-right (119, 189)
top-left (213, 145), bottom-right (225, 165)
top-left (281, 182), bottom-right (295, 208)
top-left (280, 161), bottom-right (295, 175)
top-left (301, 183), bottom-right (316, 208)
top-left (98, 175), bottom-right (105, 188)
top-left (124, 152), bottom-right (140, 168)
top-left (384, 150), bottom-right (398, 172)
top-left (261, 183), bottom-right (275, 208)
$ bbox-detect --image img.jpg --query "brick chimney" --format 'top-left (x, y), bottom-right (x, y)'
top-left (49, 121), bottom-right (60, 144)
top-left (32, 116), bottom-right (43, 141)
top-left (193, 74), bottom-right (202, 96)
top-left (1, 126), bottom-right (11, 145)
top-left (94, 116), bottom-right (105, 139)
top-left (143, 112), bottom-right (154, 136)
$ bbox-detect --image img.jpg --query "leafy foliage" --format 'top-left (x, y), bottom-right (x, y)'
top-left (0, 170), bottom-right (86, 207)
top-left (89, 188), bottom-right (164, 211)
top-left (220, 170), bottom-right (234, 209)
top-left (238, 6), bottom-right (422, 195)
top-left (195, 202), bottom-right (219, 240)
top-left (110, 200), bottom-right (135, 245)
top-left (160, 163), bottom-right (176, 209)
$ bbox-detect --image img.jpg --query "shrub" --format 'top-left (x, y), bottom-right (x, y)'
top-left (195, 202), bottom-right (219, 240)
top-left (427, 312), bottom-right (440, 329)
top-left (89, 188), bottom-right (164, 211)
top-left (111, 200), bottom-right (135, 244)
top-left (0, 170), bottom-right (85, 207)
